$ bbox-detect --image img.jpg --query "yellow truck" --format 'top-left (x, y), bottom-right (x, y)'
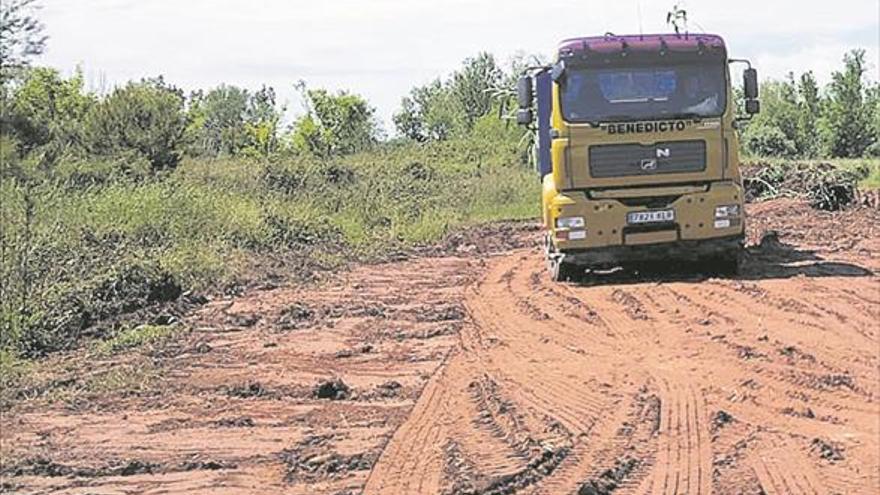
top-left (517, 33), bottom-right (760, 281)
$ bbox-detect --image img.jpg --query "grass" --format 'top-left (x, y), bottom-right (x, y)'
top-left (849, 160), bottom-right (880, 189)
top-left (0, 323), bottom-right (180, 409)
top-left (94, 324), bottom-right (182, 356)
top-left (79, 365), bottom-right (160, 396)
top-left (0, 127), bottom-right (539, 361)
top-left (0, 349), bottom-right (31, 401)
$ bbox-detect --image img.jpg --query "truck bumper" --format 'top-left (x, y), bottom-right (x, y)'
top-left (557, 234), bottom-right (744, 267)
top-left (550, 181), bottom-right (745, 258)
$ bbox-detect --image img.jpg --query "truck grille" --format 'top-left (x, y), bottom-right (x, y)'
top-left (589, 140), bottom-right (706, 178)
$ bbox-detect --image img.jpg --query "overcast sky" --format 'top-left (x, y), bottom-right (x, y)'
top-left (35, 0), bottom-right (879, 129)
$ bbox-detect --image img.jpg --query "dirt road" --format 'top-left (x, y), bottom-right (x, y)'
top-left (2, 200), bottom-right (879, 494)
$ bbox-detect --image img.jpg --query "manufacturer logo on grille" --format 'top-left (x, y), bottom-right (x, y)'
top-left (640, 159), bottom-right (658, 171)
top-left (656, 147), bottom-right (671, 158)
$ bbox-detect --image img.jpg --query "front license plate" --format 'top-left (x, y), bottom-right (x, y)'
top-left (627, 209), bottom-right (675, 225)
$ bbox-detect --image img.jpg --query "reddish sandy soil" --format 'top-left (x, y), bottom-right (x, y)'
top-left (2, 199), bottom-right (878, 495)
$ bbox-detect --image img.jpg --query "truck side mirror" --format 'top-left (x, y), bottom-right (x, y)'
top-left (745, 99), bottom-right (760, 115)
top-left (550, 61), bottom-right (566, 83)
top-left (743, 68), bottom-right (759, 99)
top-left (516, 108), bottom-right (533, 126)
top-left (517, 76), bottom-right (532, 109)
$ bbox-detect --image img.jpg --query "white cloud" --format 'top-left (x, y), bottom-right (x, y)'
top-left (37, 0), bottom-right (879, 128)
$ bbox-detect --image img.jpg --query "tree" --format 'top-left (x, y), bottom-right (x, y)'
top-left (867, 85), bottom-right (880, 157)
top-left (824, 49), bottom-right (876, 158)
top-left (393, 53), bottom-right (504, 141)
top-left (741, 79), bottom-right (801, 157)
top-left (420, 87), bottom-right (462, 140)
top-left (0, 0), bottom-right (47, 82)
top-left (393, 79), bottom-right (461, 141)
top-left (185, 84), bottom-right (283, 158)
top-left (796, 71), bottom-right (822, 158)
top-left (449, 52), bottom-right (503, 129)
top-left (242, 85), bottom-right (283, 157)
top-left (3, 67), bottom-right (94, 153)
top-left (186, 85), bottom-right (250, 156)
top-left (392, 95), bottom-right (424, 141)
top-left (291, 85), bottom-right (378, 157)
top-left (84, 78), bottom-right (188, 169)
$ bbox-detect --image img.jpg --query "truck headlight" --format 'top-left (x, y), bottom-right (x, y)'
top-left (714, 205), bottom-right (741, 218)
top-left (556, 216), bottom-right (585, 229)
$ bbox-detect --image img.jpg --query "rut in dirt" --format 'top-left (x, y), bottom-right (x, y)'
top-left (365, 238), bottom-right (880, 494)
top-left (2, 201), bottom-right (878, 495)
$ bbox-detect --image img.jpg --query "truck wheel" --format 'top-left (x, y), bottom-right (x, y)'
top-left (715, 250), bottom-right (742, 277)
top-left (549, 257), bottom-right (580, 282)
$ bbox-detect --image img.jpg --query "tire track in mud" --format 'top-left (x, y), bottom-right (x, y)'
top-left (367, 253), bottom-right (667, 495)
top-left (365, 253), bottom-right (633, 495)
top-left (6, 202), bottom-right (878, 495)
top-left (362, 354), bottom-right (453, 494)
top-left (651, 380), bottom-right (712, 495)
top-left (366, 241), bottom-right (879, 495)
top-left (752, 445), bottom-right (826, 495)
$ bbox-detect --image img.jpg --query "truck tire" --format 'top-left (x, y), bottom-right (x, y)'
top-left (544, 233), bottom-right (582, 282)
top-left (549, 257), bottom-right (580, 282)
top-left (715, 250), bottom-right (742, 277)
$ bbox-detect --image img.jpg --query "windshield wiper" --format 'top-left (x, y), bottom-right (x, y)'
top-left (587, 115), bottom-right (634, 126)
top-left (665, 112), bottom-right (705, 121)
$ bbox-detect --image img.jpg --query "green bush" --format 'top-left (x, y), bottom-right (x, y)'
top-left (2, 67), bottom-right (94, 153)
top-left (83, 78), bottom-right (187, 169)
top-left (290, 87), bottom-right (379, 157)
top-left (0, 130), bottom-right (538, 360)
top-left (3, 258), bottom-right (181, 357)
top-left (52, 152), bottom-right (152, 188)
top-left (742, 124), bottom-right (798, 158)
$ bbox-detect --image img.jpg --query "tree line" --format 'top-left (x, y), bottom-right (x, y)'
top-left (0, 0), bottom-right (877, 174)
top-left (740, 49), bottom-right (879, 159)
top-left (0, 57), bottom-right (523, 172)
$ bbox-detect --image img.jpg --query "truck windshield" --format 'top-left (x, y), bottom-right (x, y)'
top-left (560, 63), bottom-right (727, 123)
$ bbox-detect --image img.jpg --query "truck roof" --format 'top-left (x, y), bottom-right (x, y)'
top-left (558, 33), bottom-right (726, 58)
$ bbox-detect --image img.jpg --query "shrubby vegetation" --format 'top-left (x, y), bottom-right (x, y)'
top-left (186, 85), bottom-right (283, 158)
top-left (84, 78), bottom-right (188, 169)
top-left (0, 132), bottom-right (536, 358)
top-left (0, 15), bottom-right (534, 359)
top-left (0, 0), bottom-right (876, 364)
top-left (291, 84), bottom-right (381, 157)
top-left (740, 50), bottom-right (879, 159)
top-left (394, 52), bottom-right (506, 141)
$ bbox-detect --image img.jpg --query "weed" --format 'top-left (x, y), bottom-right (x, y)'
top-left (94, 324), bottom-right (182, 356)
top-left (1, 132), bottom-right (538, 366)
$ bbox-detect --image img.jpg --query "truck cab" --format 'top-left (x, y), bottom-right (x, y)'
top-left (517, 33), bottom-right (760, 281)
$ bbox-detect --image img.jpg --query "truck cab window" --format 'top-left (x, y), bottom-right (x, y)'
top-left (561, 63), bottom-right (726, 123)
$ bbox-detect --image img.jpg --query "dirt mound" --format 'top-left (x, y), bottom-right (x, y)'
top-left (745, 197), bottom-right (880, 251)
